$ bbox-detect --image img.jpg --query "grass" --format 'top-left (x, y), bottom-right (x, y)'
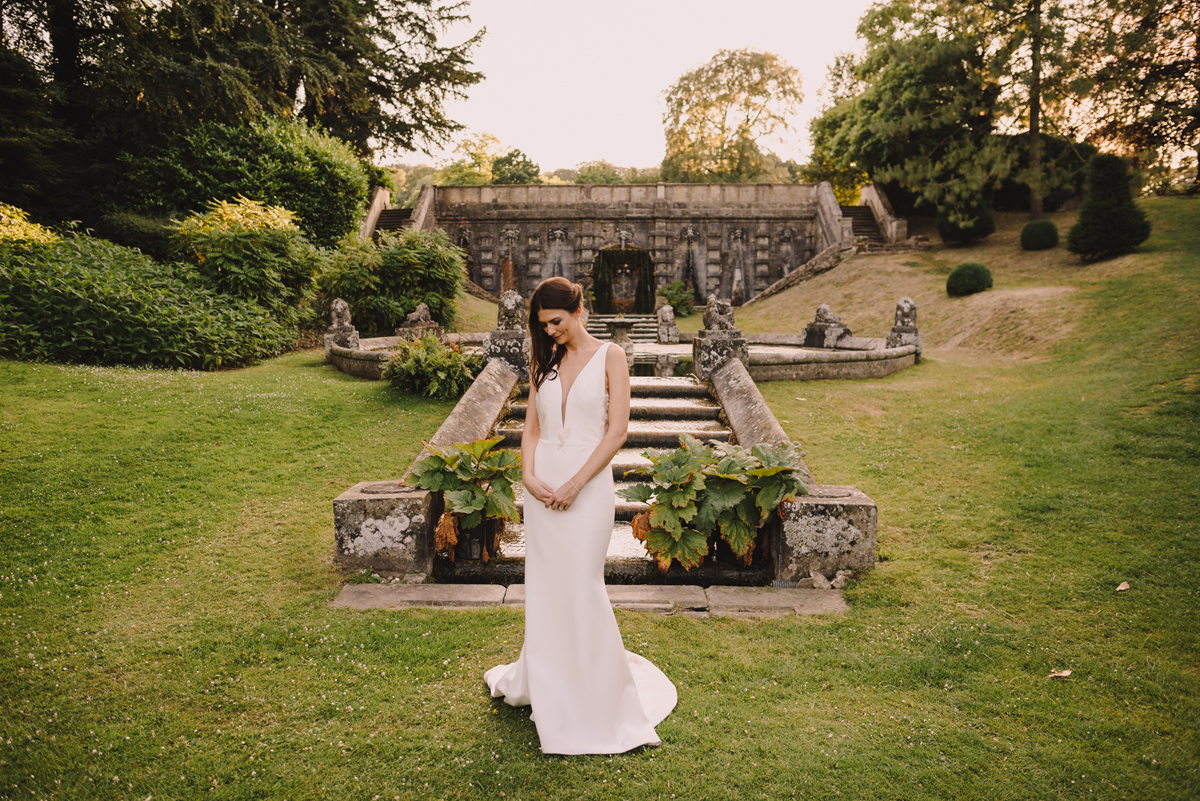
top-left (1, 199), bottom-right (1198, 800)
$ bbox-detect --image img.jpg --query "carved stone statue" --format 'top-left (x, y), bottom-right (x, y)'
top-left (496, 290), bottom-right (526, 330)
top-left (893, 296), bottom-right (917, 329)
top-left (886, 296), bottom-right (922, 362)
top-left (804, 304), bottom-right (852, 349)
top-left (703, 295), bottom-right (736, 331)
top-left (484, 291), bottom-right (529, 378)
top-left (324, 298), bottom-right (359, 362)
top-left (656, 303), bottom-right (679, 344)
top-left (403, 303), bottom-right (434, 326)
top-left (396, 302), bottom-right (444, 341)
top-left (330, 298), bottom-right (352, 329)
top-left (693, 295), bottom-right (746, 380)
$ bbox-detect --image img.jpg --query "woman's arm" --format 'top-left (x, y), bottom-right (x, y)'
top-left (545, 345), bottom-right (630, 510)
top-left (521, 378), bottom-right (553, 503)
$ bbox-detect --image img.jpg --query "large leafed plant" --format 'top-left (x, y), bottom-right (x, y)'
top-left (406, 437), bottom-right (521, 563)
top-left (618, 435), bottom-right (809, 572)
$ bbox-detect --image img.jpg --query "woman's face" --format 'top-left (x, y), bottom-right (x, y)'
top-left (537, 307), bottom-right (580, 345)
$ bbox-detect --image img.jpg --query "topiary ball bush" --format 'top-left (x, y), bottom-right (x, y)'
top-left (1020, 219), bottom-right (1059, 250)
top-left (935, 199), bottom-right (996, 244)
top-left (946, 262), bottom-right (993, 297)
top-left (1066, 153), bottom-right (1152, 261)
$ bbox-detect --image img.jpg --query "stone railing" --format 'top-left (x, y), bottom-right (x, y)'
top-left (332, 359), bottom-right (521, 576)
top-left (815, 182), bottom-right (853, 251)
top-left (409, 183), bottom-right (438, 232)
top-left (357, 186), bottom-right (391, 240)
top-left (708, 358), bottom-right (877, 584)
top-left (859, 182), bottom-right (908, 244)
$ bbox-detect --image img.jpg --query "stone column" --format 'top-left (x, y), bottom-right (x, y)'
top-left (656, 304), bottom-right (680, 344)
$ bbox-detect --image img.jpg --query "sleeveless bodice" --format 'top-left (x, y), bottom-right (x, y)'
top-left (534, 343), bottom-right (610, 450)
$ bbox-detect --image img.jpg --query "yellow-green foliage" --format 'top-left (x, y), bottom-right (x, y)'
top-left (0, 203), bottom-right (57, 244)
top-left (174, 195), bottom-right (299, 241)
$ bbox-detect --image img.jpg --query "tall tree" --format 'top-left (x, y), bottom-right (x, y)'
top-left (1072, 0), bottom-right (1198, 175)
top-left (661, 49), bottom-right (803, 183)
top-left (0, 0), bottom-right (484, 155)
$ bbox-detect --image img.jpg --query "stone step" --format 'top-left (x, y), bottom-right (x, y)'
top-left (333, 583), bottom-right (849, 616)
top-left (498, 519), bottom-right (651, 561)
top-left (508, 396), bottom-right (721, 421)
top-left (517, 376), bottom-right (710, 399)
top-left (494, 418), bottom-right (731, 448)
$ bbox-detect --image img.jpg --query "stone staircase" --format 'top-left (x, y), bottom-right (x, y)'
top-left (839, 205), bottom-right (887, 244)
top-left (586, 314), bottom-right (658, 343)
top-left (439, 376), bottom-right (770, 584)
top-left (373, 208), bottom-right (413, 237)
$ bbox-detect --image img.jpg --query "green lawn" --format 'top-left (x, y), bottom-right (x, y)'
top-left (1, 199), bottom-right (1197, 800)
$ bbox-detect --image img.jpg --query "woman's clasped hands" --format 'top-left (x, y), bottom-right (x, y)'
top-left (524, 473), bottom-right (580, 512)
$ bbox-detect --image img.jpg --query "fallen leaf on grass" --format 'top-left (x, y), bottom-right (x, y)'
top-left (1116, 581), bottom-right (1130, 591)
top-left (1046, 669), bottom-right (1072, 679)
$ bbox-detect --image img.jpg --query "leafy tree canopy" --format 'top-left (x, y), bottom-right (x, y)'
top-left (661, 48), bottom-right (803, 183)
top-left (0, 0), bottom-right (484, 157)
top-left (491, 149), bottom-right (541, 185)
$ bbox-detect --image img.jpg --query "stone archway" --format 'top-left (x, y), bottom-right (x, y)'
top-left (592, 245), bottom-right (655, 314)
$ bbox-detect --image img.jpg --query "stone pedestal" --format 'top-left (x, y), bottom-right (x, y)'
top-left (885, 296), bottom-right (922, 362)
top-left (324, 327), bottom-right (359, 362)
top-left (482, 330), bottom-right (529, 380)
top-left (692, 329), bottom-right (749, 381)
top-left (803, 304), bottom-right (851, 349)
top-left (396, 322), bottom-right (444, 342)
top-left (654, 354), bottom-right (679, 377)
top-left (606, 319), bottom-right (635, 366)
top-left (333, 482), bottom-right (440, 575)
top-left (770, 484), bottom-right (877, 582)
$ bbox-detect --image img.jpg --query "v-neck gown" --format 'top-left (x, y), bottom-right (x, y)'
top-left (484, 342), bottom-right (677, 754)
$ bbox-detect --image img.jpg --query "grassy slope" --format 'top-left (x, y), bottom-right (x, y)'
top-left (0, 200), bottom-right (1196, 800)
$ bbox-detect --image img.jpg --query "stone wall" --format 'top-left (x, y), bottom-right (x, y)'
top-left (419, 183), bottom-right (830, 302)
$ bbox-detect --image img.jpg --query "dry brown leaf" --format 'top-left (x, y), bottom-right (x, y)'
top-left (1046, 669), bottom-right (1073, 679)
top-left (1116, 581), bottom-right (1130, 591)
top-left (630, 511), bottom-right (651, 543)
top-left (435, 512), bottom-right (459, 562)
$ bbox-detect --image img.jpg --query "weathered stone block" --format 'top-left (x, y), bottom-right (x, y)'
top-left (482, 330), bottom-right (529, 380)
top-left (693, 329), bottom-right (749, 381)
top-left (770, 484), bottom-right (877, 582)
top-left (333, 482), bottom-right (441, 575)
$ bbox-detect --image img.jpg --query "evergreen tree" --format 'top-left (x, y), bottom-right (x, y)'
top-left (1066, 154), bottom-right (1152, 261)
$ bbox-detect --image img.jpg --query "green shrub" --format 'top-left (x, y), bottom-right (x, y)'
top-left (657, 280), bottom-right (695, 317)
top-left (0, 202), bottom-right (56, 244)
top-left (1067, 154), bottom-right (1152, 262)
top-left (0, 236), bottom-right (295, 369)
top-left (95, 211), bottom-right (177, 262)
top-left (175, 197), bottom-right (322, 326)
top-left (118, 118), bottom-right (369, 247)
top-left (935, 198), bottom-right (996, 244)
top-left (318, 227), bottom-right (464, 333)
top-left (1020, 219), bottom-right (1059, 251)
top-left (946, 262), bottom-right (993, 297)
top-left (382, 334), bottom-right (484, 400)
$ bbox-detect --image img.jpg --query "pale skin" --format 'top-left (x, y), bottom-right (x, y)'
top-left (522, 306), bottom-right (631, 512)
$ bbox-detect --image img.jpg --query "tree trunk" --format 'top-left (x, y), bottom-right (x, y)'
top-left (1029, 0), bottom-right (1044, 220)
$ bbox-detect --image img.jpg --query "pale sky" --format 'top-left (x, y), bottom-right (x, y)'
top-left (394, 0), bottom-right (876, 171)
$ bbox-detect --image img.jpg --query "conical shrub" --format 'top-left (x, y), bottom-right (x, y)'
top-left (1066, 154), bottom-right (1151, 261)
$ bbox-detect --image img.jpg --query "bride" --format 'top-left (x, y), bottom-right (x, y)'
top-left (484, 276), bottom-right (677, 754)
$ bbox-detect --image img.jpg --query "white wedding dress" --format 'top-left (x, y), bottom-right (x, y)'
top-left (484, 342), bottom-right (677, 754)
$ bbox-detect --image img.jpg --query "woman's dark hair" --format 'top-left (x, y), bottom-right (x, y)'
top-left (528, 277), bottom-right (584, 389)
